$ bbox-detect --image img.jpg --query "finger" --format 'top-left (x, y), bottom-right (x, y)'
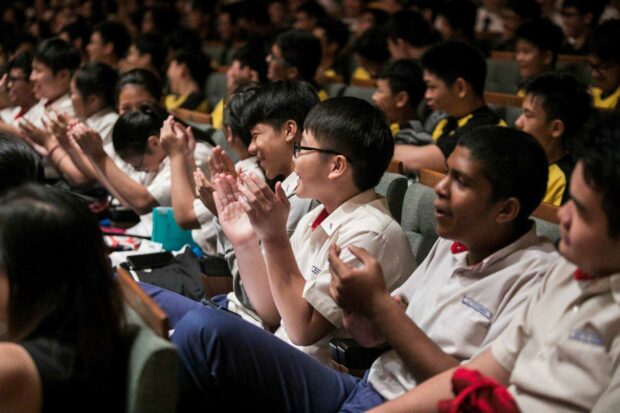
top-left (274, 182), bottom-right (290, 208)
top-left (241, 172), bottom-right (273, 204)
top-left (328, 243), bottom-right (349, 280)
top-left (345, 245), bottom-right (375, 265)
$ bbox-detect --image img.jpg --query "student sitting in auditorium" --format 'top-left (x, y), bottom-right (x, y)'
top-left (514, 17), bottom-right (564, 95)
top-left (211, 42), bottom-right (267, 130)
top-left (119, 32), bottom-right (168, 78)
top-left (587, 19), bottom-right (620, 110)
top-left (0, 184), bottom-right (127, 413)
top-left (394, 41), bottom-right (505, 174)
top-left (433, 0), bottom-right (478, 45)
top-left (351, 25), bottom-right (390, 82)
top-left (71, 102), bottom-right (211, 236)
top-left (370, 112), bottom-right (620, 413)
top-left (266, 29), bottom-right (326, 100)
top-left (371, 59), bottom-right (430, 144)
top-left (18, 38), bottom-right (80, 157)
top-left (164, 50), bottom-right (211, 114)
top-left (559, 0), bottom-right (597, 55)
top-left (515, 72), bottom-right (592, 206)
top-left (86, 20), bottom-right (131, 70)
top-left (0, 53), bottom-right (39, 136)
top-left (26, 63), bottom-right (119, 188)
top-left (145, 81), bottom-right (322, 328)
top-left (170, 125), bottom-right (557, 412)
top-left (313, 17), bottom-right (352, 84)
top-left (386, 9), bottom-right (440, 61)
top-left (494, 0), bottom-right (541, 51)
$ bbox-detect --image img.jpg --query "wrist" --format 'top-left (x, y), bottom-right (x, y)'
top-left (367, 292), bottom-right (398, 324)
top-left (262, 231), bottom-right (290, 248)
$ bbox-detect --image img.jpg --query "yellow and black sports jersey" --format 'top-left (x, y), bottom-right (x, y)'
top-left (544, 155), bottom-right (574, 206)
top-left (431, 105), bottom-right (506, 158)
top-left (165, 91), bottom-right (209, 114)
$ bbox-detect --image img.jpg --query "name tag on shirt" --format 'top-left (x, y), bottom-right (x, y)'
top-left (461, 296), bottom-right (493, 320)
top-left (311, 265), bottom-right (321, 275)
top-left (569, 328), bottom-right (605, 346)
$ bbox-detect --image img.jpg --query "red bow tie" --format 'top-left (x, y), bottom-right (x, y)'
top-left (450, 241), bottom-right (468, 254)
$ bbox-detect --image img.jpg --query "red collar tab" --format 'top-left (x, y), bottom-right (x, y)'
top-left (573, 268), bottom-right (595, 281)
top-left (13, 108), bottom-right (27, 120)
top-left (44, 96), bottom-right (60, 108)
top-left (450, 241), bottom-right (468, 254)
top-left (311, 208), bottom-right (330, 231)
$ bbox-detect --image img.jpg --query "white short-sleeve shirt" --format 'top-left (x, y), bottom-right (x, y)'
top-left (274, 189), bottom-right (417, 364)
top-left (491, 257), bottom-right (620, 413)
top-left (368, 225), bottom-right (558, 400)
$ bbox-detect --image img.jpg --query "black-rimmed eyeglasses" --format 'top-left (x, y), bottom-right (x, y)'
top-left (293, 142), bottom-right (352, 162)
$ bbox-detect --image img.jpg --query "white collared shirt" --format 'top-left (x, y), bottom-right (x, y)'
top-left (369, 225), bottom-right (558, 400)
top-left (274, 189), bottom-right (416, 364)
top-left (492, 257), bottom-right (620, 413)
top-left (86, 108), bottom-right (119, 158)
top-left (28, 93), bottom-right (75, 128)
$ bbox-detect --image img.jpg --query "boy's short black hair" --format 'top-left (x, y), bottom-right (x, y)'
top-left (274, 29), bottom-right (322, 83)
top-left (316, 17), bottom-right (350, 52)
top-left (93, 20), bottom-right (131, 59)
top-left (457, 126), bottom-right (548, 226)
top-left (134, 32), bottom-right (168, 74)
top-left (170, 50), bottom-right (211, 88)
top-left (575, 113), bottom-right (620, 238)
top-left (354, 26), bottom-right (390, 64)
top-left (116, 68), bottom-right (163, 103)
top-left (515, 17), bottom-right (564, 66)
top-left (74, 62), bottom-right (119, 109)
top-left (231, 41), bottom-right (268, 83)
top-left (59, 18), bottom-right (91, 49)
top-left (34, 37), bottom-right (81, 75)
top-left (524, 72), bottom-right (592, 152)
top-left (303, 96), bottom-right (393, 191)
top-left (436, 0), bottom-right (477, 42)
top-left (8, 52), bottom-right (33, 78)
top-left (386, 9), bottom-right (439, 48)
top-left (377, 59), bottom-right (425, 110)
top-left (112, 102), bottom-right (168, 158)
top-left (0, 134), bottom-right (44, 195)
top-left (224, 82), bottom-right (261, 147)
top-left (506, 0), bottom-right (542, 20)
top-left (296, 0), bottom-right (326, 21)
top-left (242, 80), bottom-right (319, 132)
top-left (588, 19), bottom-right (620, 64)
top-left (420, 41), bottom-right (486, 96)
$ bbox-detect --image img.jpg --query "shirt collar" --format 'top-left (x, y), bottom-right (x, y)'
top-left (574, 267), bottom-right (620, 304)
top-left (314, 189), bottom-right (383, 236)
top-left (451, 221), bottom-right (540, 272)
top-left (281, 172), bottom-right (300, 198)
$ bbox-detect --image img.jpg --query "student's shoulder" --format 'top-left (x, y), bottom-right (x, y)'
top-left (0, 342), bottom-right (40, 389)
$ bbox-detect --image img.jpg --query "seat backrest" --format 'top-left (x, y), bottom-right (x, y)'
top-left (531, 202), bottom-right (560, 245)
top-left (321, 82), bottom-right (346, 98)
top-left (205, 71), bottom-right (228, 108)
top-left (400, 182), bottom-right (438, 264)
top-left (342, 85), bottom-right (376, 103)
top-left (485, 58), bottom-right (521, 94)
top-left (117, 267), bottom-right (170, 339)
top-left (124, 308), bottom-right (178, 413)
top-left (375, 172), bottom-right (407, 220)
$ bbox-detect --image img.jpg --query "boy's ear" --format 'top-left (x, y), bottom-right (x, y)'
top-left (286, 66), bottom-right (299, 80)
top-left (395, 90), bottom-right (410, 109)
top-left (282, 120), bottom-right (298, 143)
top-left (147, 134), bottom-right (160, 148)
top-left (550, 119), bottom-right (565, 139)
top-left (542, 50), bottom-right (553, 67)
top-left (249, 69), bottom-right (259, 82)
top-left (328, 154), bottom-right (349, 180)
top-left (103, 41), bottom-right (114, 57)
top-left (494, 197), bottom-right (521, 225)
top-left (54, 69), bottom-right (72, 84)
top-left (454, 77), bottom-right (468, 99)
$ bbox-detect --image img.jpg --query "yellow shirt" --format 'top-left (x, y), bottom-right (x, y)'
top-left (591, 86), bottom-right (620, 109)
top-left (390, 123), bottom-right (400, 136)
top-left (211, 98), bottom-right (224, 130)
top-left (318, 89), bottom-right (329, 101)
top-left (165, 93), bottom-right (209, 114)
top-left (543, 156), bottom-right (573, 206)
top-left (352, 67), bottom-right (372, 81)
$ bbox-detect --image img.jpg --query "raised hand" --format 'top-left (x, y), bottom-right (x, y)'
top-left (194, 168), bottom-right (215, 205)
top-left (160, 115), bottom-right (188, 155)
top-left (236, 172), bottom-right (290, 244)
top-left (208, 146), bottom-right (237, 179)
top-left (70, 122), bottom-right (106, 160)
top-left (212, 173), bottom-right (257, 246)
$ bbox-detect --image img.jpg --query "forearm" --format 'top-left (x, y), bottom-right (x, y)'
top-left (263, 238), bottom-right (330, 345)
top-left (45, 142), bottom-right (92, 186)
top-left (371, 295), bottom-right (460, 382)
top-left (169, 152), bottom-right (200, 229)
top-left (369, 348), bottom-right (510, 413)
top-left (62, 143), bottom-right (99, 180)
top-left (91, 154), bottom-right (158, 214)
top-left (233, 237), bottom-right (280, 327)
top-left (393, 145), bottom-right (447, 175)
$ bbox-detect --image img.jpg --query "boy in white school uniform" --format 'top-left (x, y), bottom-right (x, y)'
top-left (370, 113), bottom-right (620, 413)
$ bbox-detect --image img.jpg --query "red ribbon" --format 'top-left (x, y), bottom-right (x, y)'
top-left (438, 367), bottom-right (520, 413)
top-left (450, 241), bottom-right (468, 254)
